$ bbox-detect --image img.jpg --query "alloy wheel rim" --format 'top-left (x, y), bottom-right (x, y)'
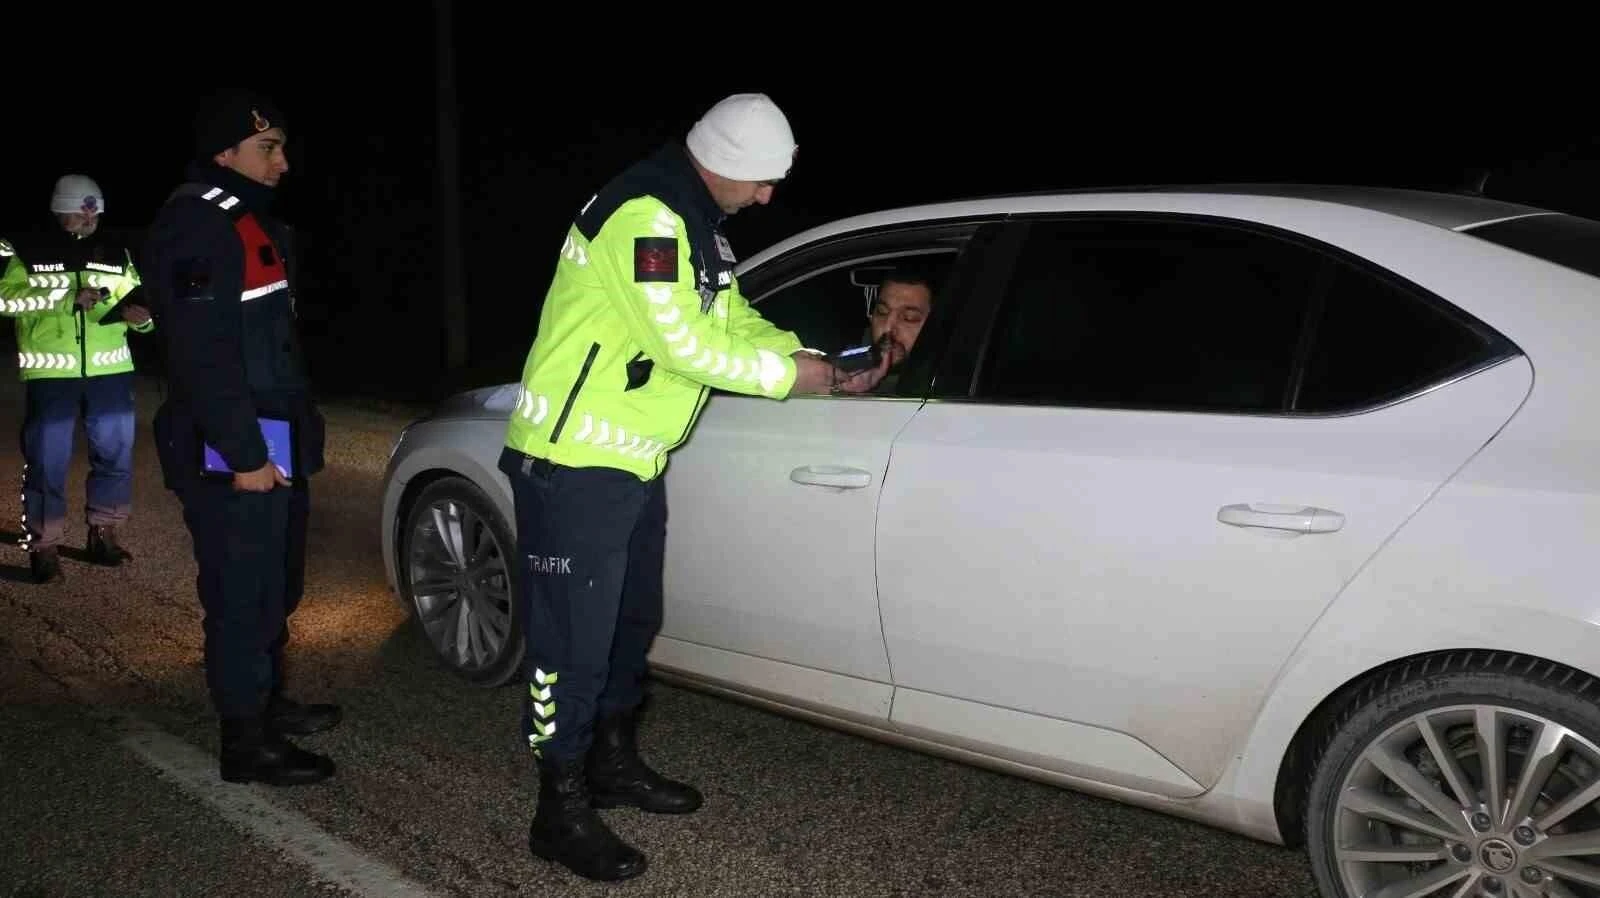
top-left (406, 497), bottom-right (511, 673)
top-left (1334, 702), bottom-right (1600, 897)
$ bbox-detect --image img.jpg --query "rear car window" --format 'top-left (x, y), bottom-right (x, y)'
top-left (1465, 213), bottom-right (1600, 280)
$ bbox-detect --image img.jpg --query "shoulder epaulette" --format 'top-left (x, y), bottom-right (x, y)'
top-left (166, 182), bottom-right (248, 221)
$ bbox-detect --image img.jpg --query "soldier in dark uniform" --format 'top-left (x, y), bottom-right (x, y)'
top-left (142, 89), bottom-right (339, 786)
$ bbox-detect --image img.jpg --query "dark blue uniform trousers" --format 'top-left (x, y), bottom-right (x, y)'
top-left (175, 476), bottom-right (310, 720)
top-left (506, 455), bottom-right (665, 765)
top-left (19, 372), bottom-right (135, 550)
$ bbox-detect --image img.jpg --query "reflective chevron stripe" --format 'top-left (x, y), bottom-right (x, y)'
top-left (652, 208), bottom-right (676, 237)
top-left (513, 386), bottom-right (678, 460)
top-left (17, 352), bottom-right (77, 370)
top-left (3, 292), bottom-right (67, 313)
top-left (18, 462), bottom-right (29, 547)
top-left (527, 669), bottom-right (559, 756)
top-left (516, 387), bottom-right (676, 460)
top-left (566, 412), bottom-right (667, 460)
top-left (639, 264), bottom-right (784, 394)
top-left (90, 347), bottom-right (132, 366)
top-left (513, 387), bottom-right (550, 425)
top-left (8, 273), bottom-right (72, 314)
top-left (241, 279), bottom-right (288, 302)
top-left (560, 234), bottom-right (589, 266)
top-left (18, 346), bottom-right (131, 371)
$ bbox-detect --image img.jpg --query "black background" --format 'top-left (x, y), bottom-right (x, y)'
top-left (4, 21), bottom-right (1593, 405)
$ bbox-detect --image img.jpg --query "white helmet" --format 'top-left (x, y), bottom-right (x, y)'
top-left (50, 174), bottom-right (104, 215)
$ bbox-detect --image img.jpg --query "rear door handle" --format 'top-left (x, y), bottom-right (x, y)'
top-left (790, 465), bottom-right (872, 489)
top-left (1218, 503), bottom-right (1345, 534)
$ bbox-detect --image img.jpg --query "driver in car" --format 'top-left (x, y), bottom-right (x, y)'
top-left (860, 266), bottom-right (934, 394)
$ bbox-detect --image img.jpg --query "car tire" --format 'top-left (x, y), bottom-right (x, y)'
top-left (398, 476), bottom-right (524, 688)
top-left (1304, 650), bottom-right (1600, 898)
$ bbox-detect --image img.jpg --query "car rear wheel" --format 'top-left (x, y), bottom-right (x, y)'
top-left (1305, 651), bottom-right (1600, 898)
top-left (399, 476), bottom-right (523, 687)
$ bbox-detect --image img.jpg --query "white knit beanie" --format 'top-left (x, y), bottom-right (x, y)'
top-left (685, 93), bottom-right (797, 182)
top-left (50, 174), bottom-right (104, 215)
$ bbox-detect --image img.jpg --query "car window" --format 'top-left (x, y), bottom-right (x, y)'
top-left (754, 250), bottom-right (958, 355)
top-left (732, 248), bottom-right (963, 400)
top-left (975, 217), bottom-right (1322, 413)
top-left (1463, 212), bottom-right (1600, 281)
top-left (1290, 262), bottom-right (1511, 413)
top-left (750, 262), bottom-right (875, 354)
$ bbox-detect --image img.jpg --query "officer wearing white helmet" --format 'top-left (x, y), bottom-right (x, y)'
top-left (0, 174), bottom-right (154, 582)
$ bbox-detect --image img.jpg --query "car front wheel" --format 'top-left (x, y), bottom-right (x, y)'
top-left (398, 476), bottom-right (524, 687)
top-left (1305, 651), bottom-right (1600, 898)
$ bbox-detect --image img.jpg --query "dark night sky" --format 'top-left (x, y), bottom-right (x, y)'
top-left (4, 21), bottom-right (1595, 404)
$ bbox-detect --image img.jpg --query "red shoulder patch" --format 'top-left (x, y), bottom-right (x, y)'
top-left (634, 237), bottom-right (677, 283)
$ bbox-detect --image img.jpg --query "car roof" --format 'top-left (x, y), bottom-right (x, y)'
top-left (742, 183), bottom-right (1560, 270)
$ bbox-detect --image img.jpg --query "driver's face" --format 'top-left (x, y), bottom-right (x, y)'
top-left (869, 280), bottom-right (931, 369)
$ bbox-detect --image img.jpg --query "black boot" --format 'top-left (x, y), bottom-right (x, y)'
top-left (529, 756), bottom-right (647, 882)
top-left (86, 525), bottom-right (132, 566)
top-left (29, 547), bottom-right (62, 584)
top-left (219, 717), bottom-right (336, 786)
top-left (266, 694), bottom-right (343, 737)
top-left (587, 710), bottom-right (702, 814)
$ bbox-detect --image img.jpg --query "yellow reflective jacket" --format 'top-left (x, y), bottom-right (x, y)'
top-left (503, 144), bottom-right (801, 481)
top-left (0, 232), bottom-right (153, 381)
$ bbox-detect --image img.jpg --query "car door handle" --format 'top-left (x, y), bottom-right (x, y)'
top-left (790, 465), bottom-right (872, 489)
top-left (1218, 503), bottom-right (1345, 533)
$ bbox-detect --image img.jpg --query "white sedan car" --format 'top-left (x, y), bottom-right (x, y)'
top-left (380, 184), bottom-right (1600, 898)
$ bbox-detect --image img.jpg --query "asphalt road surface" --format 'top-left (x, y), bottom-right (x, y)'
top-left (0, 369), bottom-right (1320, 898)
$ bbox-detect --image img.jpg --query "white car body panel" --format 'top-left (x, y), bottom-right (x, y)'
top-left (658, 393), bottom-right (922, 684)
top-left (888, 686), bottom-right (1207, 796)
top-left (647, 637), bottom-right (894, 724)
top-left (876, 355), bottom-right (1532, 797)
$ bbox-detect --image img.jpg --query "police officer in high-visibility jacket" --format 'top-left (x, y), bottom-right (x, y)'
top-left (500, 93), bottom-right (889, 882)
top-left (143, 89), bottom-right (338, 788)
top-left (0, 175), bottom-right (154, 583)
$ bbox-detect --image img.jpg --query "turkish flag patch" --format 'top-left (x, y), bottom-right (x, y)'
top-left (634, 237), bottom-right (678, 283)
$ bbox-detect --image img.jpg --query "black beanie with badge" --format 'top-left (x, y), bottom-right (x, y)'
top-left (192, 89), bottom-right (287, 158)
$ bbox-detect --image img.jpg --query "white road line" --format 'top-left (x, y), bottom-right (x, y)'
top-left (115, 715), bottom-right (441, 898)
